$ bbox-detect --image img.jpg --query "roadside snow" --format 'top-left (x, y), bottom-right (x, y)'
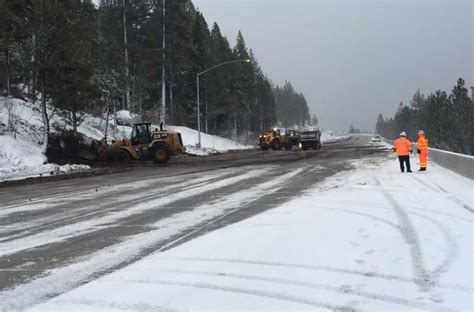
top-left (0, 98), bottom-right (249, 180)
top-left (321, 131), bottom-right (348, 143)
top-left (0, 97), bottom-right (90, 181)
top-left (167, 125), bottom-right (252, 155)
top-left (28, 153), bottom-right (473, 311)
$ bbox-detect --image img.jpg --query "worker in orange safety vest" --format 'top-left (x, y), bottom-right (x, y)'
top-left (417, 130), bottom-right (429, 171)
top-left (393, 131), bottom-right (413, 173)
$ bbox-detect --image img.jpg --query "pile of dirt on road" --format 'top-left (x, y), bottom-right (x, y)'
top-left (47, 131), bottom-right (99, 165)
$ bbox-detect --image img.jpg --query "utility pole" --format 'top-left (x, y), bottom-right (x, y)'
top-left (160, 0), bottom-right (166, 125)
top-left (123, 0), bottom-right (130, 110)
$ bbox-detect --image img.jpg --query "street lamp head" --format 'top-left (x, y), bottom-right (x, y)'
top-left (245, 59), bottom-right (251, 63)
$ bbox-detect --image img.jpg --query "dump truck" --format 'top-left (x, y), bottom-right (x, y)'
top-left (101, 122), bottom-right (186, 163)
top-left (299, 130), bottom-right (322, 150)
top-left (259, 128), bottom-right (294, 151)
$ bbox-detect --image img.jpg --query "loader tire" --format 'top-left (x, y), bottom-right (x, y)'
top-left (151, 143), bottom-right (171, 163)
top-left (106, 148), bottom-right (131, 163)
top-left (285, 140), bottom-right (293, 150)
top-left (272, 139), bottom-right (281, 150)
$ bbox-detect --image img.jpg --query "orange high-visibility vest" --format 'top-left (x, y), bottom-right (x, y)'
top-left (417, 135), bottom-right (429, 151)
top-left (417, 135), bottom-right (429, 168)
top-left (393, 137), bottom-right (412, 156)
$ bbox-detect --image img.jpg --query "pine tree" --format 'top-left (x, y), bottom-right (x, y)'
top-left (449, 78), bottom-right (473, 154)
top-left (375, 113), bottom-right (385, 135)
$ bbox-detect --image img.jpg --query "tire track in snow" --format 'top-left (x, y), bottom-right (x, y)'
top-left (0, 168), bottom-right (238, 218)
top-left (0, 167), bottom-right (310, 310)
top-left (0, 169), bottom-right (245, 240)
top-left (410, 175), bottom-right (473, 213)
top-left (406, 211), bottom-right (458, 281)
top-left (0, 168), bottom-right (269, 257)
top-left (32, 298), bottom-right (182, 312)
top-left (314, 206), bottom-right (401, 230)
top-left (151, 269), bottom-right (442, 309)
top-left (157, 257), bottom-right (471, 293)
top-left (97, 278), bottom-right (357, 312)
top-left (374, 177), bottom-right (432, 292)
top-left (0, 174), bottom-right (188, 215)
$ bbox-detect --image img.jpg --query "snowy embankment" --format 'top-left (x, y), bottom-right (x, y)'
top-left (0, 96), bottom-right (250, 181)
top-left (321, 130), bottom-right (348, 143)
top-left (0, 97), bottom-right (89, 181)
top-left (28, 152), bottom-right (473, 311)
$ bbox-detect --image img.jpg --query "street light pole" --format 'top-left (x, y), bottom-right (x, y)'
top-left (160, 0), bottom-right (166, 126)
top-left (196, 58), bottom-right (251, 147)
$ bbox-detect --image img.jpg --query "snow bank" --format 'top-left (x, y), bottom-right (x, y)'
top-left (0, 99), bottom-right (250, 180)
top-left (116, 110), bottom-right (138, 125)
top-left (0, 96), bottom-right (90, 182)
top-left (167, 125), bottom-right (252, 155)
top-left (321, 131), bottom-right (348, 143)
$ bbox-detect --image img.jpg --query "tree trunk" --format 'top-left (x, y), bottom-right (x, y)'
top-left (104, 95), bottom-right (110, 139)
top-left (40, 76), bottom-right (49, 156)
top-left (123, 0), bottom-right (130, 110)
top-left (169, 81), bottom-right (173, 123)
top-left (233, 113), bottom-right (237, 141)
top-left (113, 98), bottom-right (118, 137)
top-left (72, 100), bottom-right (77, 134)
top-left (6, 48), bottom-right (11, 96)
top-left (30, 34), bottom-right (36, 99)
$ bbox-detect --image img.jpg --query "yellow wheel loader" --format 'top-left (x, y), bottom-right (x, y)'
top-left (258, 128), bottom-right (296, 151)
top-left (101, 123), bottom-right (186, 164)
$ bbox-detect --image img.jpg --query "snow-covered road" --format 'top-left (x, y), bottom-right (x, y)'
top-left (0, 136), bottom-right (471, 311)
top-left (25, 145), bottom-right (473, 311)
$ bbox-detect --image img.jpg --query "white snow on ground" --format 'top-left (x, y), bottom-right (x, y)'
top-left (321, 130), bottom-right (348, 143)
top-left (0, 97), bottom-right (90, 181)
top-left (167, 125), bottom-right (252, 155)
top-left (0, 166), bottom-right (316, 310)
top-left (28, 153), bottom-right (473, 311)
top-left (0, 97), bottom-right (251, 179)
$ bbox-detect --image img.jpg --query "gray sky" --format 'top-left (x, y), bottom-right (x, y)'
top-left (193, 0), bottom-right (473, 131)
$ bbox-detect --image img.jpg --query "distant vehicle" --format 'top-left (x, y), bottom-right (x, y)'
top-left (299, 130), bottom-right (322, 150)
top-left (371, 135), bottom-right (382, 142)
top-left (259, 128), bottom-right (294, 150)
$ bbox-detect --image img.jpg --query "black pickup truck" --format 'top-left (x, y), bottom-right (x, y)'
top-left (299, 130), bottom-right (322, 150)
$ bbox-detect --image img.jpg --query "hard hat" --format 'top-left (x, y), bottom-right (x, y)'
top-left (418, 130), bottom-right (424, 135)
top-left (400, 131), bottom-right (406, 136)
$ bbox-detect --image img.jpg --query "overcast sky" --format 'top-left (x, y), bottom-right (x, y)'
top-left (193, 0), bottom-right (473, 131)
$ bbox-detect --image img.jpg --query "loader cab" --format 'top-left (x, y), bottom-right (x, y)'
top-left (131, 123), bottom-right (152, 146)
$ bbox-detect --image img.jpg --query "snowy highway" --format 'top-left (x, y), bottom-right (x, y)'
top-left (0, 136), bottom-right (473, 311)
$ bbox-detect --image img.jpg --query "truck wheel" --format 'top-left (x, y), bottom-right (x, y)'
top-left (151, 143), bottom-right (171, 163)
top-left (272, 139), bottom-right (281, 150)
top-left (106, 148), bottom-right (131, 163)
